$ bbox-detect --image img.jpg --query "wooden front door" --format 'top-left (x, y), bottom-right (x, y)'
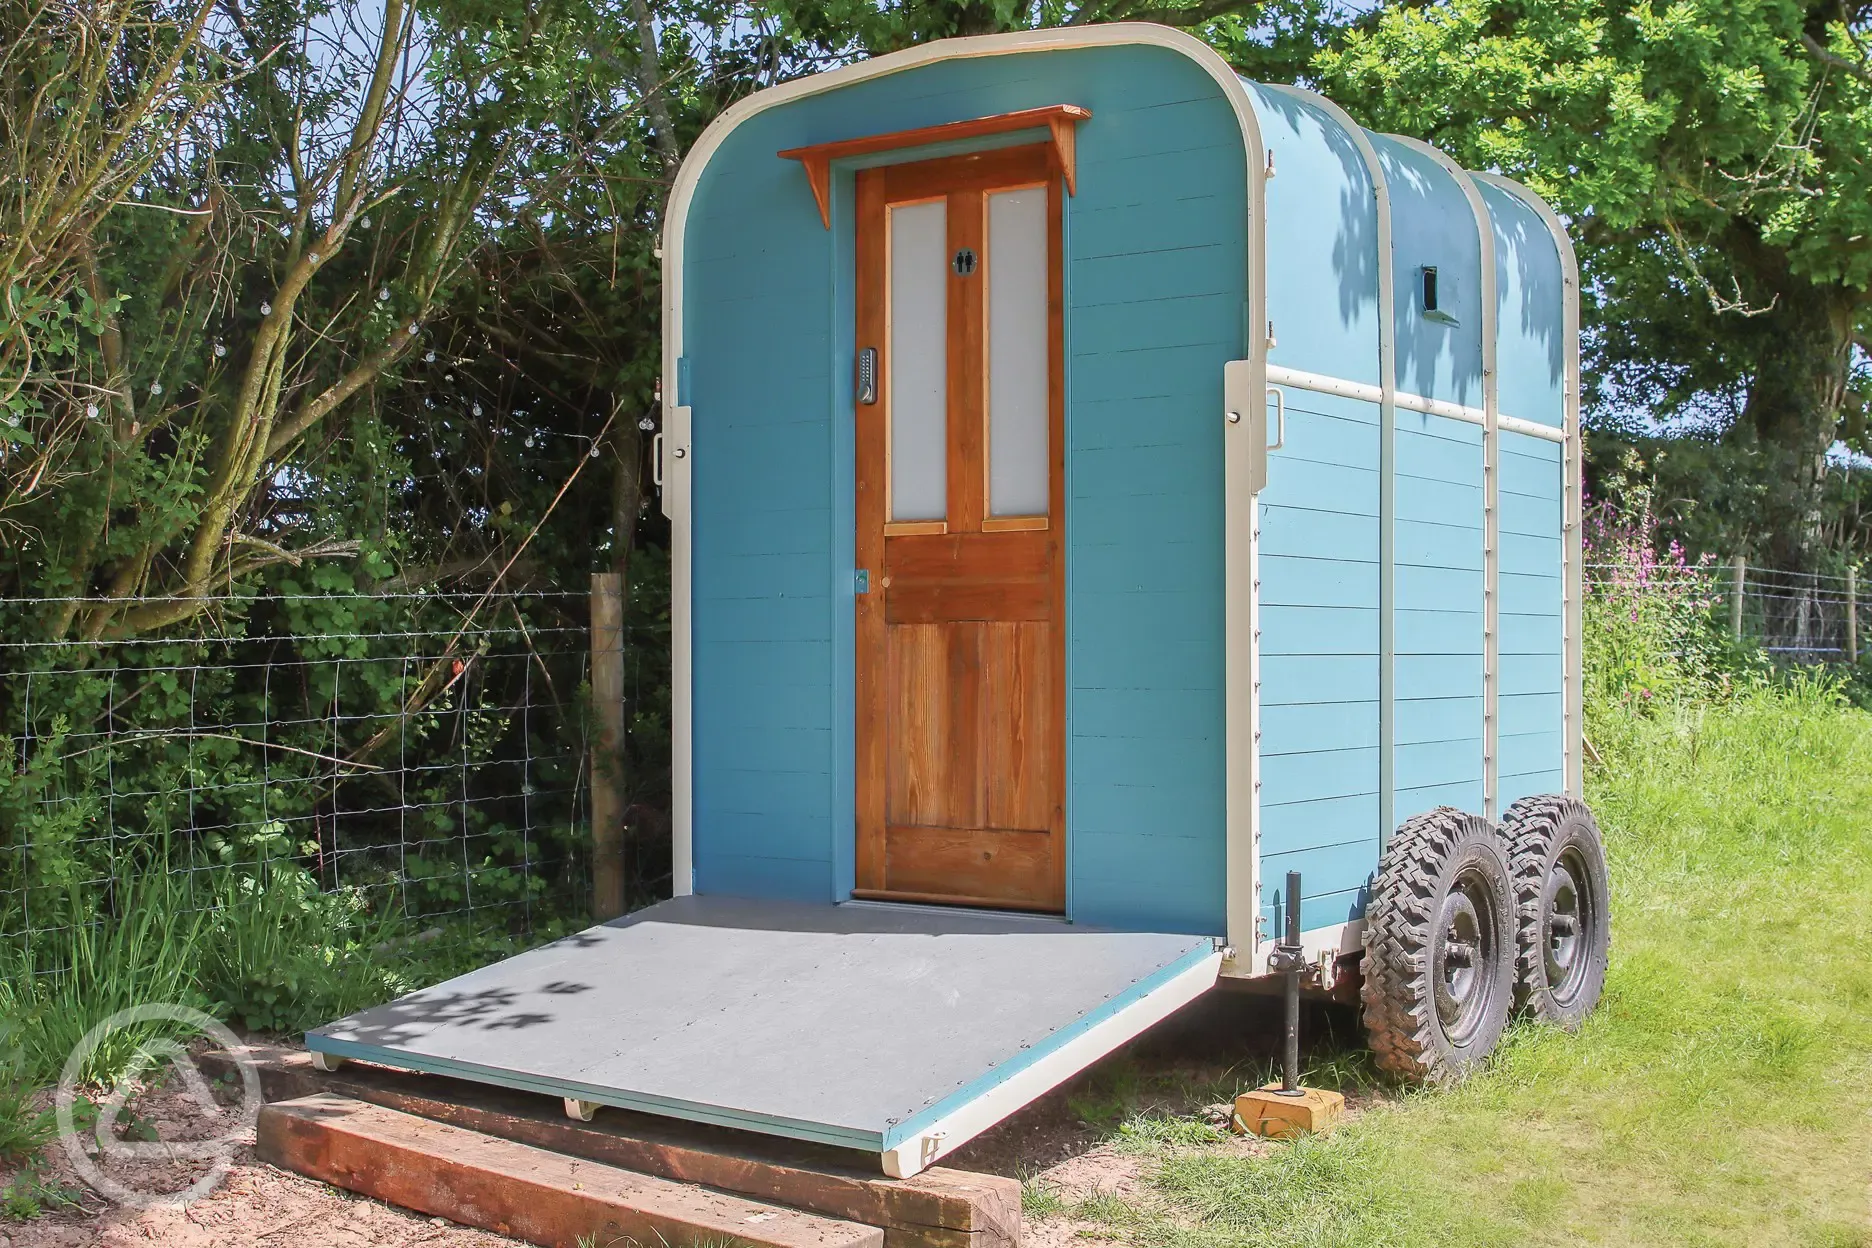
top-left (853, 143), bottom-right (1066, 912)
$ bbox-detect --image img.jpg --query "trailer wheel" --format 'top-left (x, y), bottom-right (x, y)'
top-left (1361, 807), bottom-right (1516, 1083)
top-left (1502, 796), bottom-right (1609, 1029)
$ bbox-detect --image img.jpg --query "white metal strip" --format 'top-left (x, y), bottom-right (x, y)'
top-left (660, 25), bottom-right (1270, 915)
top-left (1266, 364), bottom-right (1568, 441)
top-left (1264, 364), bottom-right (1380, 406)
top-left (1498, 412), bottom-right (1567, 443)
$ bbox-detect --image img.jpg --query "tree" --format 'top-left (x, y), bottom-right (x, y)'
top-left (0, 0), bottom-right (658, 638)
top-left (1318, 0), bottom-right (1872, 569)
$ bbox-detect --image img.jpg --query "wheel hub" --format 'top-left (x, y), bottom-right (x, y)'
top-left (1543, 850), bottom-right (1592, 1004)
top-left (1433, 869), bottom-right (1498, 1045)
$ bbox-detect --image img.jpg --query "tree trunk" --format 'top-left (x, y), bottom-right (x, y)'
top-left (1733, 280), bottom-right (1861, 572)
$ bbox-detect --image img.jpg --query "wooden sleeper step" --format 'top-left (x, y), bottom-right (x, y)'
top-left (258, 1093), bottom-right (885, 1248)
top-left (207, 1045), bottom-right (1018, 1248)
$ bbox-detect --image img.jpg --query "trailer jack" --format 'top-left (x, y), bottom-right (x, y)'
top-left (1232, 872), bottom-right (1347, 1139)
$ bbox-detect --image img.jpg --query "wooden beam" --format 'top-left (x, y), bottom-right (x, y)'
top-left (260, 1094), bottom-right (885, 1248)
top-left (779, 105), bottom-right (1092, 229)
top-left (208, 1045), bottom-right (1022, 1248)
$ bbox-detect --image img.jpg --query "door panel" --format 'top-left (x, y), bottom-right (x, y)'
top-left (855, 143), bottom-right (1066, 912)
top-left (886, 623), bottom-right (980, 830)
top-left (981, 621), bottom-right (1055, 832)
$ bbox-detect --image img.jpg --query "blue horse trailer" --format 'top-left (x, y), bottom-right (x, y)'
top-left (311, 23), bottom-right (1609, 1177)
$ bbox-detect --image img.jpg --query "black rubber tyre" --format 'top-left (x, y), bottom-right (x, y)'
top-left (1502, 795), bottom-right (1610, 1029)
top-left (1361, 806), bottom-right (1517, 1083)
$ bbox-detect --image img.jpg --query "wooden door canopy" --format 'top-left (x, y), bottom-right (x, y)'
top-left (778, 104), bottom-right (1091, 228)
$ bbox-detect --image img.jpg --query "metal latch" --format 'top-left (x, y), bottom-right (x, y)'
top-left (855, 569), bottom-right (870, 594)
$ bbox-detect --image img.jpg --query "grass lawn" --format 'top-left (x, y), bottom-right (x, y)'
top-left (1035, 684), bottom-right (1872, 1247)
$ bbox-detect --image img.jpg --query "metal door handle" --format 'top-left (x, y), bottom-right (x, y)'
top-left (1266, 385), bottom-right (1287, 451)
top-left (652, 432), bottom-right (664, 487)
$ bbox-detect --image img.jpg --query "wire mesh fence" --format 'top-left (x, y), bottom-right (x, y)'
top-left (0, 588), bottom-right (671, 969)
top-left (1728, 563), bottom-right (1863, 661)
top-left (1584, 558), bottom-right (1865, 664)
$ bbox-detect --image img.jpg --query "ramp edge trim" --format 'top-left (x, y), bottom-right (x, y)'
top-left (881, 942), bottom-right (1223, 1175)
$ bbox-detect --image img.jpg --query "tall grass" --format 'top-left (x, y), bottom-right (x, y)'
top-left (0, 871), bottom-right (205, 1088)
top-left (0, 855), bottom-right (447, 1107)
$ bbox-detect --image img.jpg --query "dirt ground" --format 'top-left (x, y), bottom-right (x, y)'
top-left (1, 994), bottom-right (1364, 1248)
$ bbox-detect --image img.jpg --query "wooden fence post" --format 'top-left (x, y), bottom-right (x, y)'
top-left (1731, 554), bottom-right (1746, 640)
top-left (1849, 565), bottom-right (1859, 665)
top-left (590, 572), bottom-right (626, 921)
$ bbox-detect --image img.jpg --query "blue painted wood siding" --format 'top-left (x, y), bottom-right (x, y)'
top-left (1482, 182), bottom-right (1568, 802)
top-left (1373, 136), bottom-right (1488, 829)
top-left (1247, 85), bottom-right (1383, 932)
top-left (682, 45), bottom-right (1248, 933)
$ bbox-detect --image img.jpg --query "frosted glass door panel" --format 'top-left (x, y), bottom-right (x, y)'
top-left (889, 199), bottom-right (948, 523)
top-left (987, 188), bottom-right (1049, 518)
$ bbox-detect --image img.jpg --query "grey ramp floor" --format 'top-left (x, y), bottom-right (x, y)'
top-left (310, 895), bottom-right (1213, 1146)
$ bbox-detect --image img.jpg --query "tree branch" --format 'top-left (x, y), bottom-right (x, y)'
top-left (1802, 32), bottom-right (1872, 85)
top-left (265, 326), bottom-right (419, 458)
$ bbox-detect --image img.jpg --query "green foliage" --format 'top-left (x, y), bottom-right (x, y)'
top-left (195, 860), bottom-right (414, 1034)
top-left (0, 1025), bottom-right (53, 1166)
top-left (1582, 484), bottom-right (1741, 715)
top-left (1, 1169), bottom-right (85, 1222)
top-left (0, 870), bottom-right (206, 1088)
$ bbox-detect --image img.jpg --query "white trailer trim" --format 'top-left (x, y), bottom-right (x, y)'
top-left (659, 25), bottom-right (1269, 947)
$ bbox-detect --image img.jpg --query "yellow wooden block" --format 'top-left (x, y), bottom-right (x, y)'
top-left (1231, 1084), bottom-right (1345, 1139)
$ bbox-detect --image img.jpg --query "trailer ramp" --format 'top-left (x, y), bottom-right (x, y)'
top-left (308, 895), bottom-right (1220, 1176)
